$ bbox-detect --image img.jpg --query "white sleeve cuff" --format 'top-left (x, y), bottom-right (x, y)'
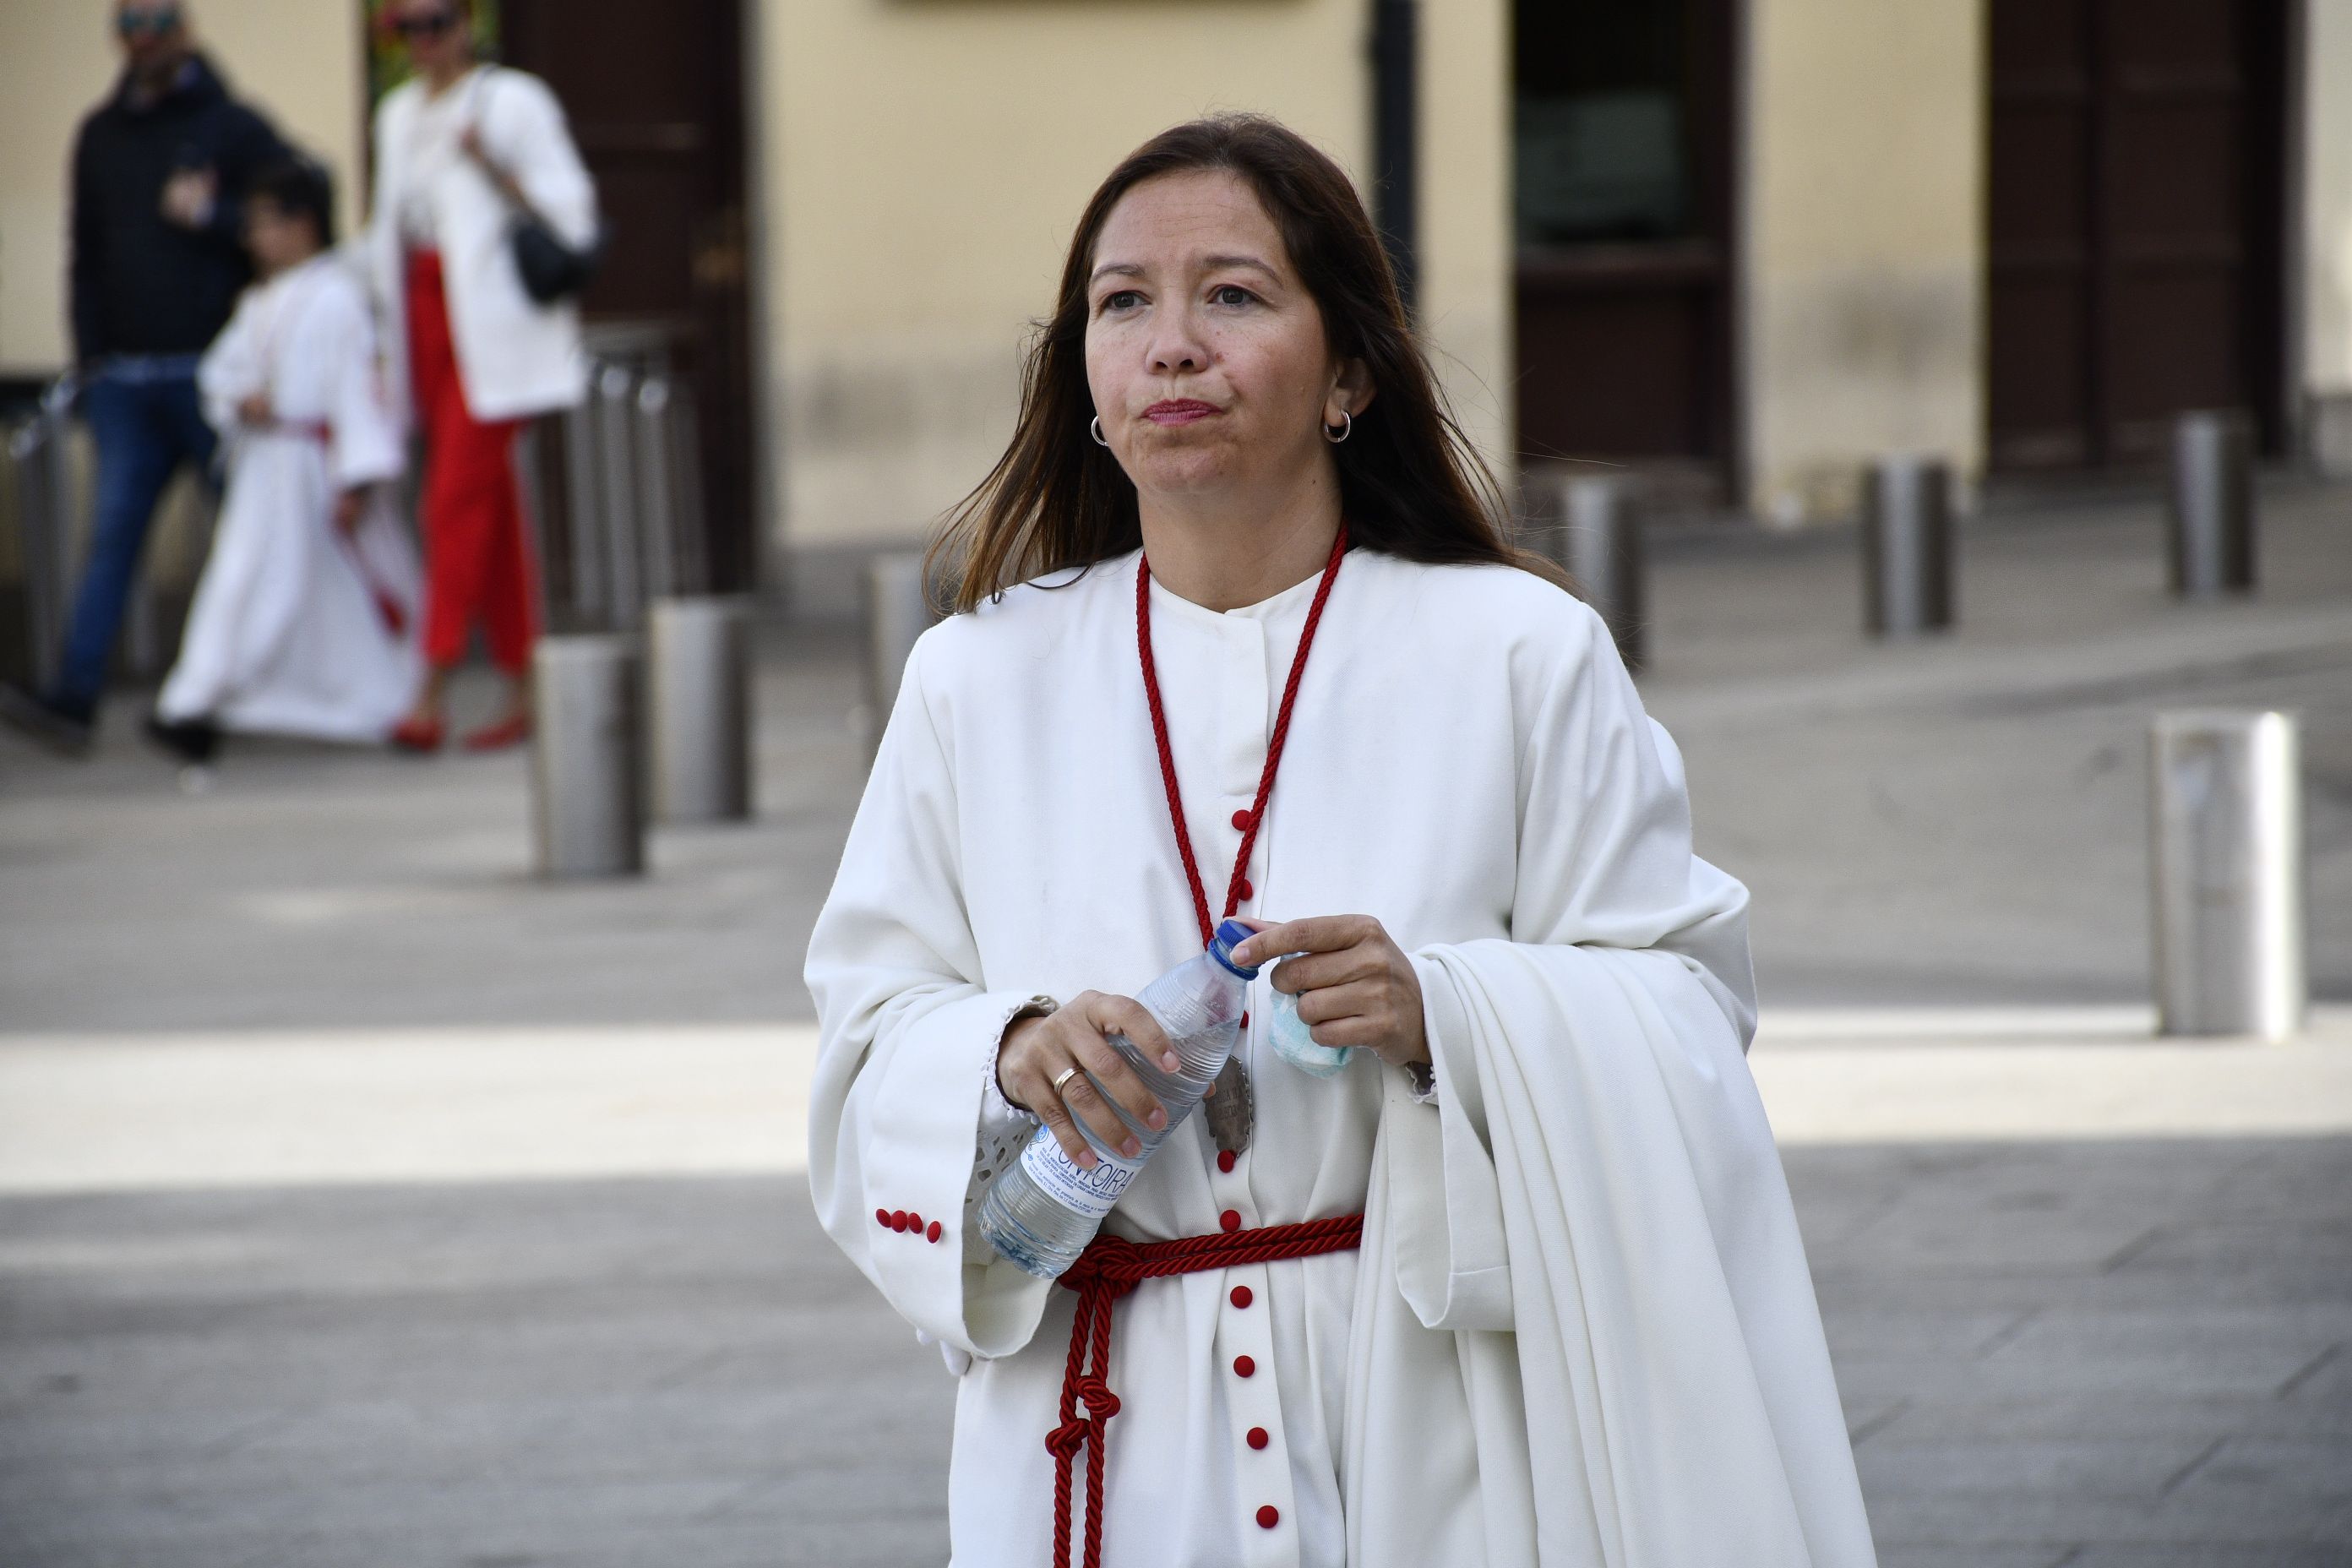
top-left (978, 998), bottom-right (1046, 1150)
top-left (1404, 1058), bottom-right (1440, 1104)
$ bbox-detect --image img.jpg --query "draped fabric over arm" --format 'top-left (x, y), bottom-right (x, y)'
top-left (805, 630), bottom-right (1059, 1360)
top-left (1357, 602), bottom-right (1876, 1568)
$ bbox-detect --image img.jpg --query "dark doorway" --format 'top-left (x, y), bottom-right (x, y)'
top-left (1511, 0), bottom-right (1737, 498)
top-left (500, 0), bottom-right (756, 590)
top-left (1987, 0), bottom-right (2289, 469)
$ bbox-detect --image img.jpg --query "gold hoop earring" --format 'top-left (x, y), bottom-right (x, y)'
top-left (1324, 411), bottom-right (1353, 444)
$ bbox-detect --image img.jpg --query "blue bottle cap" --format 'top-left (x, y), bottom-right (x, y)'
top-left (1208, 918), bottom-right (1262, 979)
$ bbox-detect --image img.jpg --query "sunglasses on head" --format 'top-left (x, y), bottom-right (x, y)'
top-left (392, 10), bottom-right (460, 38)
top-left (117, 5), bottom-right (182, 37)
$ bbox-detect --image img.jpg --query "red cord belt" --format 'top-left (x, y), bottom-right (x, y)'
top-left (1048, 1214), bottom-right (1364, 1568)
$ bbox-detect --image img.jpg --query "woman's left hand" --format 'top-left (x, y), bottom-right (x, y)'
top-left (1232, 916), bottom-right (1429, 1070)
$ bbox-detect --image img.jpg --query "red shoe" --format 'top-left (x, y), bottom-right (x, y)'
top-left (389, 714), bottom-right (445, 753)
top-left (460, 713), bottom-right (531, 752)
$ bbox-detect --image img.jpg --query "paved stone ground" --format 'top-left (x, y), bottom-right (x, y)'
top-left (1, 1136), bottom-right (2344, 1568)
top-left (2, 481), bottom-right (2349, 1565)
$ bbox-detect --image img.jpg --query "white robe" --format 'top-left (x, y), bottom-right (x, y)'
top-left (158, 256), bottom-right (422, 743)
top-left (804, 548), bottom-right (1878, 1568)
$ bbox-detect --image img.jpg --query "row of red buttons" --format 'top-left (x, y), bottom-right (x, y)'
top-left (1226, 1271), bottom-right (1277, 1530)
top-left (874, 1207), bottom-right (942, 1243)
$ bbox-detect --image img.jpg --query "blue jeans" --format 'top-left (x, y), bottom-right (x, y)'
top-left (52, 361), bottom-right (219, 716)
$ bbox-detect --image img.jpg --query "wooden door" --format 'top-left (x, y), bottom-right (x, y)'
top-left (1511, 0), bottom-right (1736, 495)
top-left (500, 0), bottom-right (755, 589)
top-left (1987, 0), bottom-right (2288, 468)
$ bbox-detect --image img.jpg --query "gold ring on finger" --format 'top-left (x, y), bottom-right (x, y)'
top-left (1051, 1064), bottom-right (1083, 1099)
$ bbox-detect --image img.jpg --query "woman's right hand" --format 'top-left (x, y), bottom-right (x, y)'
top-left (997, 992), bottom-right (1177, 1168)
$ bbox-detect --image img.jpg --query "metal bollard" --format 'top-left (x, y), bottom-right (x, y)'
top-left (2168, 411), bottom-right (2255, 598)
top-left (1559, 475), bottom-right (1647, 672)
top-left (531, 634), bottom-right (645, 878)
top-left (1861, 455), bottom-right (1957, 638)
top-left (2150, 710), bottom-right (2305, 1040)
top-left (12, 385), bottom-right (83, 691)
top-left (635, 378), bottom-right (679, 603)
top-left (595, 366), bottom-right (641, 629)
top-left (558, 395), bottom-right (605, 623)
top-left (646, 596), bottom-right (753, 823)
top-left (866, 552), bottom-right (939, 727)
top-left (10, 419), bottom-right (67, 691)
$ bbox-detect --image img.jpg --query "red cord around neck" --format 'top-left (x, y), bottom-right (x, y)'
top-left (1136, 525), bottom-right (1350, 945)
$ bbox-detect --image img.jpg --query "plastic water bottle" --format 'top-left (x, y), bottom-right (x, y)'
top-left (978, 919), bottom-right (1263, 1278)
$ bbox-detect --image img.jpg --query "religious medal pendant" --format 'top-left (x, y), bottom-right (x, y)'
top-left (1206, 1057), bottom-right (1254, 1154)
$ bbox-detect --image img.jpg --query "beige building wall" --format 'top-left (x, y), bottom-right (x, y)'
top-left (0, 0), bottom-right (367, 378)
top-left (1418, 0), bottom-right (1513, 482)
top-left (1740, 0), bottom-right (1986, 524)
top-left (2302, 0), bottom-right (2352, 469)
top-left (759, 0), bottom-right (1513, 574)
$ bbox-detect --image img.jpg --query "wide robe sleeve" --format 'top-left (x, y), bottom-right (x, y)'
top-left (317, 273), bottom-right (405, 491)
top-left (1369, 600), bottom-right (1877, 1567)
top-left (804, 629), bottom-right (1060, 1360)
top-left (196, 290), bottom-right (265, 439)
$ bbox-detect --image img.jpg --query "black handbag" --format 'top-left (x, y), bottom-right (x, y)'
top-left (471, 68), bottom-right (602, 304)
top-left (509, 211), bottom-right (600, 304)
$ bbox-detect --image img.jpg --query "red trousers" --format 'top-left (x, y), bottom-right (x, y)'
top-left (406, 250), bottom-right (537, 672)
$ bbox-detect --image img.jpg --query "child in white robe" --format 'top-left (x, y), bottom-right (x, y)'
top-left (150, 156), bottom-right (421, 761)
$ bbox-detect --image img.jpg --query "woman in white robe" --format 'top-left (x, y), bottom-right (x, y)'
top-left (805, 117), bottom-right (1877, 1568)
top-left (156, 163), bottom-right (421, 751)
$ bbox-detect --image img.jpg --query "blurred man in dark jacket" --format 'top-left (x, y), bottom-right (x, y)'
top-left (1, 1), bottom-right (285, 755)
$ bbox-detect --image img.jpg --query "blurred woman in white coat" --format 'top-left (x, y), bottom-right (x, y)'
top-left (367, 0), bottom-right (596, 752)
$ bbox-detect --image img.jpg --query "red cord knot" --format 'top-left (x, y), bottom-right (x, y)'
top-left (1059, 1233), bottom-right (1147, 1298)
top-left (1075, 1375), bottom-right (1120, 1421)
top-left (1045, 1375), bottom-right (1122, 1459)
top-left (1044, 1418), bottom-right (1092, 1460)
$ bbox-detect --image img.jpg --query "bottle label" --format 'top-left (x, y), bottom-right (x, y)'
top-left (1018, 1126), bottom-right (1141, 1222)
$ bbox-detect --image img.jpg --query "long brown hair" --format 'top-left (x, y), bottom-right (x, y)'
top-left (932, 114), bottom-right (1556, 612)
